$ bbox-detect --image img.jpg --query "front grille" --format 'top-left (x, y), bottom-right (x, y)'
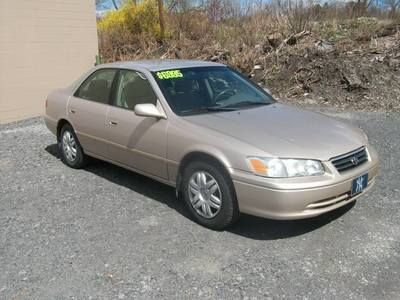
top-left (331, 147), bottom-right (368, 172)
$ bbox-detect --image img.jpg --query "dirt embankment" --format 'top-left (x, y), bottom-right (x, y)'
top-left (101, 21), bottom-right (400, 111)
top-left (259, 33), bottom-right (400, 111)
top-left (153, 26), bottom-right (400, 111)
top-left (169, 27), bottom-right (400, 112)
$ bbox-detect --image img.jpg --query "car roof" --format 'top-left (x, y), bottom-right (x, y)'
top-left (100, 59), bottom-right (225, 72)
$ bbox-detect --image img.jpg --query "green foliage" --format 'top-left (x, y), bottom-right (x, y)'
top-left (346, 17), bottom-right (382, 41)
top-left (98, 0), bottom-right (161, 38)
top-left (315, 22), bottom-right (349, 42)
top-left (349, 17), bottom-right (379, 28)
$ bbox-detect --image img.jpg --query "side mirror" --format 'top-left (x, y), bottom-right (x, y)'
top-left (134, 103), bottom-right (166, 119)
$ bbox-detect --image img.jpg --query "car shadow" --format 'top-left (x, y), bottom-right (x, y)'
top-left (229, 203), bottom-right (354, 240)
top-left (45, 143), bottom-right (188, 218)
top-left (45, 144), bottom-right (356, 241)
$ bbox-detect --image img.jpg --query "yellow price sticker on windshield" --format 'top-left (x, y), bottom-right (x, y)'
top-left (156, 70), bottom-right (183, 80)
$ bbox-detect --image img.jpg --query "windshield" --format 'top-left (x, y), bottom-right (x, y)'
top-left (152, 66), bottom-right (275, 116)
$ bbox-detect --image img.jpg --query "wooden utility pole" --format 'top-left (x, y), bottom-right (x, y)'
top-left (111, 0), bottom-right (118, 10)
top-left (158, 0), bottom-right (165, 42)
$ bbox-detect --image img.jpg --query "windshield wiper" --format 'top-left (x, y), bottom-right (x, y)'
top-left (205, 106), bottom-right (237, 111)
top-left (181, 106), bottom-right (237, 115)
top-left (225, 101), bottom-right (270, 108)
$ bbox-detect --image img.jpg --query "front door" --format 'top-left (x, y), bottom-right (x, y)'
top-left (105, 69), bottom-right (168, 180)
top-left (68, 68), bottom-right (117, 157)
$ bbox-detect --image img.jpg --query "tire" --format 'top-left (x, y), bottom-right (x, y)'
top-left (181, 160), bottom-right (240, 230)
top-left (58, 123), bottom-right (87, 169)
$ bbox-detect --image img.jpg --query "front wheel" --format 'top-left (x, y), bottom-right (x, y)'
top-left (59, 124), bottom-right (87, 169)
top-left (181, 161), bottom-right (240, 230)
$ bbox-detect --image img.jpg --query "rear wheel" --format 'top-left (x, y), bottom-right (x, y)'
top-left (59, 124), bottom-right (87, 169)
top-left (181, 161), bottom-right (240, 230)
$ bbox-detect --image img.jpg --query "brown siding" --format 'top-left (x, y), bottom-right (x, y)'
top-left (0, 0), bottom-right (98, 123)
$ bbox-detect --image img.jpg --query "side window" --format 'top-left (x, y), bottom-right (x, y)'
top-left (114, 70), bottom-right (157, 110)
top-left (75, 69), bottom-right (117, 104)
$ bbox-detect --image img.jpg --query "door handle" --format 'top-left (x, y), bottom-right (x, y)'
top-left (69, 109), bottom-right (76, 114)
top-left (109, 120), bottom-right (118, 126)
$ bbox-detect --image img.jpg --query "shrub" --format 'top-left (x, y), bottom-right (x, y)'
top-left (98, 0), bottom-right (165, 61)
top-left (98, 0), bottom-right (161, 38)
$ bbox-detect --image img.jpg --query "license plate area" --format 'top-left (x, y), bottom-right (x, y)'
top-left (351, 173), bottom-right (368, 196)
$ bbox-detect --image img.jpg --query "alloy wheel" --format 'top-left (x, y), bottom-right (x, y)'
top-left (62, 130), bottom-right (77, 162)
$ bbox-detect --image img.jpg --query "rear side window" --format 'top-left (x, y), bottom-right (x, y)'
top-left (75, 69), bottom-right (117, 104)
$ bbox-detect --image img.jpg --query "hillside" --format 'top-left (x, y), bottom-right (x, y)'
top-left (97, 2), bottom-right (400, 111)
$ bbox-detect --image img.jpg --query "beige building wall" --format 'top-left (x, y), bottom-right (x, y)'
top-left (0, 0), bottom-right (98, 123)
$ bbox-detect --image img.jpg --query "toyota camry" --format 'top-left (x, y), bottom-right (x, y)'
top-left (44, 60), bottom-right (379, 229)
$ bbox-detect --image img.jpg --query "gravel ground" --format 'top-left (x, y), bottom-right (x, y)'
top-left (0, 110), bottom-right (399, 299)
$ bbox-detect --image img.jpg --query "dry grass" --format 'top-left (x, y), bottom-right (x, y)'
top-left (98, 7), bottom-right (398, 66)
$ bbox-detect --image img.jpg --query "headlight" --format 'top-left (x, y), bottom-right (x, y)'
top-left (247, 157), bottom-right (324, 178)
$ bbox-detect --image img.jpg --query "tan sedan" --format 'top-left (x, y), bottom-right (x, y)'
top-left (45, 60), bottom-right (379, 229)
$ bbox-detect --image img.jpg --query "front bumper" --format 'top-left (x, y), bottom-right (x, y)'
top-left (231, 146), bottom-right (379, 220)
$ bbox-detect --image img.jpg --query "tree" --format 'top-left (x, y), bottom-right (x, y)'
top-left (157, 0), bottom-right (166, 41)
top-left (349, 0), bottom-right (374, 18)
top-left (275, 0), bottom-right (317, 33)
top-left (167, 0), bottom-right (195, 38)
top-left (96, 0), bottom-right (120, 10)
top-left (384, 0), bottom-right (400, 18)
top-left (203, 0), bottom-right (240, 22)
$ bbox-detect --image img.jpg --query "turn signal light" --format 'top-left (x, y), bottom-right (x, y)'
top-left (248, 158), bottom-right (268, 175)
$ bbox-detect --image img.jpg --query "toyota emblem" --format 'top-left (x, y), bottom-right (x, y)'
top-left (350, 156), bottom-right (359, 165)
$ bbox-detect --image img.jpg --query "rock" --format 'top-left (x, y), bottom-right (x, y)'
top-left (372, 55), bottom-right (385, 63)
top-left (210, 49), bottom-right (230, 62)
top-left (342, 71), bottom-right (365, 91)
top-left (210, 55), bottom-right (219, 62)
top-left (286, 35), bottom-right (297, 46)
top-left (388, 58), bottom-right (400, 69)
top-left (254, 44), bottom-right (263, 53)
top-left (252, 65), bottom-right (264, 83)
top-left (174, 48), bottom-right (182, 59)
top-left (267, 34), bottom-right (282, 48)
top-left (315, 40), bottom-right (334, 52)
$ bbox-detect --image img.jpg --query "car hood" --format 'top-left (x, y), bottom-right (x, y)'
top-left (182, 103), bottom-right (366, 161)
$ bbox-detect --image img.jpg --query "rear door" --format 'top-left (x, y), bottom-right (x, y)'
top-left (68, 68), bottom-right (117, 157)
top-left (105, 69), bottom-right (168, 179)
